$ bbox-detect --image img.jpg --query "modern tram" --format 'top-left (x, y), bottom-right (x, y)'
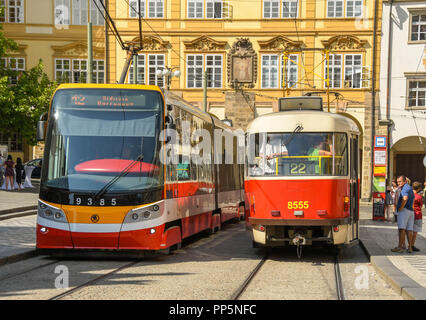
top-left (36, 84), bottom-right (244, 253)
top-left (245, 97), bottom-right (360, 249)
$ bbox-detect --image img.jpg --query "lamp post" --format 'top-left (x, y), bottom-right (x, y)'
top-left (156, 67), bottom-right (181, 90)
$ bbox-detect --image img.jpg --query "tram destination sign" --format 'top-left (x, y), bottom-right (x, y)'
top-left (55, 88), bottom-right (162, 110)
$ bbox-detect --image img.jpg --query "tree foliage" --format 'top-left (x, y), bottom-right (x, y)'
top-left (0, 16), bottom-right (58, 146)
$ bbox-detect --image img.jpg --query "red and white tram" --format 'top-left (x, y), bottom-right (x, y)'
top-left (245, 97), bottom-right (360, 249)
top-left (36, 84), bottom-right (244, 254)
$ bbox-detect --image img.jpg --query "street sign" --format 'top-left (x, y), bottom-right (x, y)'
top-left (375, 136), bottom-right (386, 148)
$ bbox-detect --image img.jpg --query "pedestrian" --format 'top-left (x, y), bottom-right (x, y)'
top-left (392, 180), bottom-right (400, 223)
top-left (384, 184), bottom-right (394, 222)
top-left (391, 175), bottom-right (415, 253)
top-left (412, 181), bottom-right (423, 252)
top-left (15, 157), bottom-right (23, 191)
top-left (423, 181), bottom-right (426, 209)
top-left (0, 153), bottom-right (4, 186)
top-left (3, 155), bottom-right (15, 190)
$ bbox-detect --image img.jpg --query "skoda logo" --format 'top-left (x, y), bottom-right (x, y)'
top-left (91, 214), bottom-right (100, 223)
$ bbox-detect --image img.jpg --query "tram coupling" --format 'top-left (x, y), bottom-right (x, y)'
top-left (292, 233), bottom-right (306, 246)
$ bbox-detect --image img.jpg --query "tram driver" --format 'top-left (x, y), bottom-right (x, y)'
top-left (259, 135), bottom-right (288, 176)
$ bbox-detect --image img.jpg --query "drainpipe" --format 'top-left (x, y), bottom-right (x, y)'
top-left (369, 0), bottom-right (379, 201)
top-left (385, 0), bottom-right (394, 184)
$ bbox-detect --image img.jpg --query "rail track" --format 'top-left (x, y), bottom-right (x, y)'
top-left (231, 248), bottom-right (346, 300)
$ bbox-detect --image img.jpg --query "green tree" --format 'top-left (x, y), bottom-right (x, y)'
top-left (0, 13), bottom-right (58, 146)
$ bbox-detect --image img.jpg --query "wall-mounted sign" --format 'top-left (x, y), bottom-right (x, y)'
top-left (375, 136), bottom-right (386, 148)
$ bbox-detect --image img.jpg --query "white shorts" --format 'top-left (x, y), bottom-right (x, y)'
top-left (397, 208), bottom-right (415, 231)
top-left (413, 219), bottom-right (423, 233)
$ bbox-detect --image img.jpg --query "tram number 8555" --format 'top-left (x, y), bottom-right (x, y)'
top-left (288, 201), bottom-right (309, 210)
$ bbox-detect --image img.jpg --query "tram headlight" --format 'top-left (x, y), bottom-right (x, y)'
top-left (38, 200), bottom-right (68, 223)
top-left (124, 201), bottom-right (163, 224)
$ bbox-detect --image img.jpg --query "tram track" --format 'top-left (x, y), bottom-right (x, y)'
top-left (232, 248), bottom-right (346, 300)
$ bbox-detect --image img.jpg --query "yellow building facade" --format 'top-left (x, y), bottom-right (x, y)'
top-left (1, 0), bottom-right (106, 161)
top-left (108, 0), bottom-right (383, 199)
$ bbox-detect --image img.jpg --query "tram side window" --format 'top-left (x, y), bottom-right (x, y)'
top-left (334, 133), bottom-right (348, 176)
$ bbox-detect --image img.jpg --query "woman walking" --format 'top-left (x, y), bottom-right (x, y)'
top-left (15, 157), bottom-right (23, 191)
top-left (3, 155), bottom-right (15, 190)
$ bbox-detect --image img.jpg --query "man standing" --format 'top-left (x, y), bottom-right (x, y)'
top-left (391, 175), bottom-right (415, 253)
top-left (0, 153), bottom-right (4, 186)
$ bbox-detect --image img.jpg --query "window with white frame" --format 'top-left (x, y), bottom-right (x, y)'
top-left (327, 0), bottom-right (343, 18)
top-left (327, 0), bottom-right (362, 18)
top-left (72, 0), bottom-right (88, 25)
top-left (148, 54), bottom-right (165, 86)
top-left (186, 54), bottom-right (222, 88)
top-left (344, 54), bottom-right (362, 88)
top-left (90, 0), bottom-right (104, 25)
top-left (54, 0), bottom-right (70, 26)
top-left (325, 54), bottom-right (368, 89)
top-left (261, 54), bottom-right (298, 88)
top-left (325, 54), bottom-right (342, 88)
top-left (205, 55), bottom-right (222, 88)
top-left (408, 79), bottom-right (426, 108)
top-left (346, 0), bottom-right (362, 18)
top-left (0, 0), bottom-right (6, 22)
top-left (282, 54), bottom-right (298, 88)
top-left (262, 55), bottom-right (279, 88)
top-left (410, 13), bottom-right (426, 42)
top-left (129, 0), bottom-right (164, 18)
top-left (1, 57), bottom-right (25, 84)
top-left (187, 0), bottom-right (224, 19)
top-left (282, 0), bottom-right (298, 18)
top-left (55, 58), bottom-right (105, 83)
top-left (1, 0), bottom-right (24, 23)
top-left (263, 0), bottom-right (279, 18)
top-left (129, 54), bottom-right (146, 84)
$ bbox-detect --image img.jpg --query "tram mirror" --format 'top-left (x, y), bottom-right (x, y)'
top-left (165, 115), bottom-right (176, 130)
top-left (36, 112), bottom-right (48, 142)
top-left (167, 104), bottom-right (173, 111)
top-left (37, 121), bottom-right (46, 141)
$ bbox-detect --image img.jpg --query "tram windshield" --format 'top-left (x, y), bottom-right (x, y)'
top-left (247, 132), bottom-right (348, 177)
top-left (41, 88), bottom-right (163, 194)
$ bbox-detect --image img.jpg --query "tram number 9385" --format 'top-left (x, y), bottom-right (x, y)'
top-left (288, 201), bottom-right (309, 210)
top-left (74, 197), bottom-right (117, 206)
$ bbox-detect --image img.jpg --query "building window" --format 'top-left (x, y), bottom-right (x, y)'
top-left (187, 0), bottom-right (224, 19)
top-left (327, 0), bottom-right (343, 18)
top-left (327, 0), bottom-right (362, 18)
top-left (0, 0), bottom-right (24, 23)
top-left (282, 0), bottom-right (298, 18)
top-left (264, 0), bottom-right (298, 19)
top-left (261, 54), bottom-right (298, 88)
top-left (344, 54), bottom-right (362, 88)
top-left (128, 54), bottom-right (164, 86)
top-left (129, 0), bottom-right (163, 18)
top-left (346, 0), bottom-right (362, 18)
top-left (408, 79), bottom-right (426, 108)
top-left (325, 54), bottom-right (368, 89)
top-left (55, 58), bottom-right (105, 83)
top-left (1, 57), bottom-right (25, 84)
top-left (129, 54), bottom-right (145, 84)
top-left (186, 54), bottom-right (222, 88)
top-left (410, 13), bottom-right (426, 42)
top-left (0, 132), bottom-right (22, 152)
top-left (69, 0), bottom-right (103, 25)
top-left (325, 54), bottom-right (342, 88)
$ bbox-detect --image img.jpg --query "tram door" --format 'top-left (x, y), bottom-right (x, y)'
top-left (349, 135), bottom-right (360, 241)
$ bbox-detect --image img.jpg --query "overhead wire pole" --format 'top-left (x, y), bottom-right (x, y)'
top-left (93, 0), bottom-right (143, 84)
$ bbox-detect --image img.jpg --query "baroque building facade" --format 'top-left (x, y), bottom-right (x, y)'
top-left (1, 0), bottom-right (106, 161)
top-left (108, 0), bottom-right (383, 200)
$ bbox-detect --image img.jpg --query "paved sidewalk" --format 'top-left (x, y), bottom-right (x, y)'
top-left (359, 203), bottom-right (426, 300)
top-left (0, 179), bottom-right (39, 213)
top-left (0, 192), bottom-right (425, 299)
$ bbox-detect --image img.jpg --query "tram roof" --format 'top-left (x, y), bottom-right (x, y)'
top-left (247, 110), bottom-right (360, 134)
top-left (55, 83), bottom-right (164, 93)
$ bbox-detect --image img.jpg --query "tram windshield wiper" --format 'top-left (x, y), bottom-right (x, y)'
top-left (94, 154), bottom-right (144, 200)
top-left (283, 125), bottom-right (303, 146)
